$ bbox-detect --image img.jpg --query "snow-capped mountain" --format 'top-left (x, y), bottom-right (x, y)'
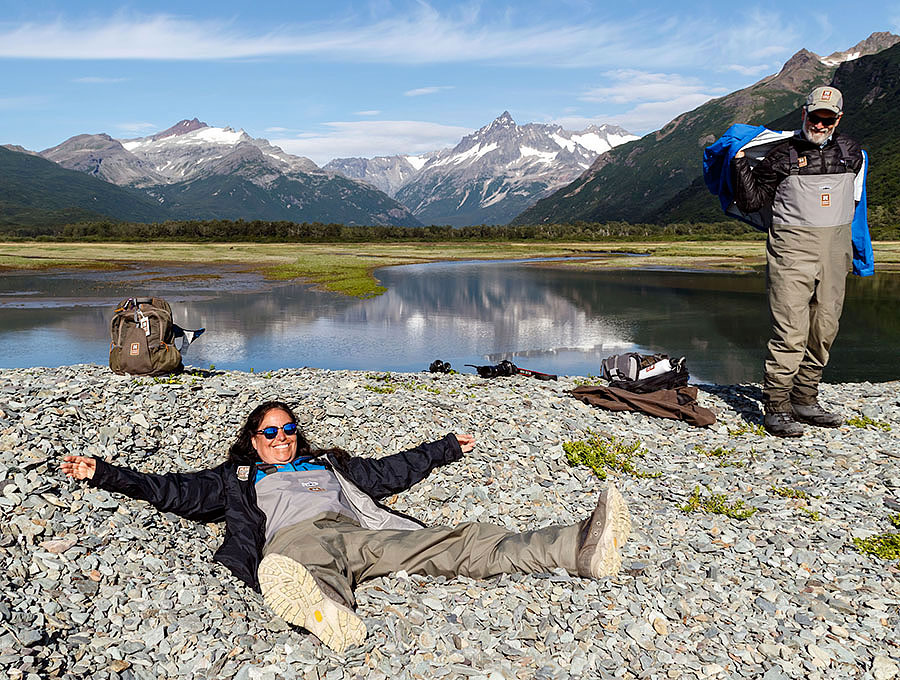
top-left (323, 155), bottom-right (430, 197)
top-left (39, 119), bottom-right (420, 226)
top-left (119, 118), bottom-right (320, 184)
top-left (328, 112), bottom-right (637, 226)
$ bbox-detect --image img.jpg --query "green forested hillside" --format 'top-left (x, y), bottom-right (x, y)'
top-left (153, 173), bottom-right (423, 227)
top-left (0, 146), bottom-right (170, 231)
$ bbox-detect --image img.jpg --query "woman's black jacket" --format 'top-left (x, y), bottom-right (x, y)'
top-left (87, 433), bottom-right (463, 590)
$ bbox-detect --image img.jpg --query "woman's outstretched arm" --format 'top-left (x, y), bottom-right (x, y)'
top-left (60, 454), bottom-right (228, 523)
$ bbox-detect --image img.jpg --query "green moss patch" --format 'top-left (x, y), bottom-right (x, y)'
top-left (680, 486), bottom-right (758, 520)
top-left (563, 432), bottom-right (660, 480)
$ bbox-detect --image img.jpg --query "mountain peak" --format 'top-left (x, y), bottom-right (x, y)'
top-left (821, 31), bottom-right (900, 66)
top-left (488, 111), bottom-right (516, 129)
top-left (150, 118), bottom-right (209, 141)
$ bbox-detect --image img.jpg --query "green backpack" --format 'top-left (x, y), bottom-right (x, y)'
top-left (109, 297), bottom-right (183, 376)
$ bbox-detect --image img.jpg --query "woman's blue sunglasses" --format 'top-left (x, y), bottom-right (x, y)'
top-left (256, 423), bottom-right (299, 439)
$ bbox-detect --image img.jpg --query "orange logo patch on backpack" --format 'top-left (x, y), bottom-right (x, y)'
top-left (821, 193), bottom-right (831, 207)
top-left (129, 342), bottom-right (141, 355)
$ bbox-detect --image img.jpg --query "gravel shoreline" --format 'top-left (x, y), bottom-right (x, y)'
top-left (1, 364), bottom-right (898, 680)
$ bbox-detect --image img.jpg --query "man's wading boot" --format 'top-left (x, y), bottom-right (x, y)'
top-left (764, 411), bottom-right (804, 437)
top-left (258, 554), bottom-right (366, 653)
top-left (576, 485), bottom-right (632, 578)
top-left (792, 401), bottom-right (843, 427)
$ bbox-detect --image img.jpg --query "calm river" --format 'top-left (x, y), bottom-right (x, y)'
top-left (1, 259), bottom-right (898, 384)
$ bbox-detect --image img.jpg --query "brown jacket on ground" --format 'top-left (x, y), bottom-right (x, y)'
top-left (569, 385), bottom-right (716, 427)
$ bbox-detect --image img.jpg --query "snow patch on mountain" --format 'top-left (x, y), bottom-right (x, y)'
top-left (123, 126), bottom-right (247, 152)
top-left (520, 146), bottom-right (558, 163)
top-left (406, 155), bottom-right (428, 171)
top-left (570, 132), bottom-right (610, 154)
top-left (820, 50), bottom-right (861, 66)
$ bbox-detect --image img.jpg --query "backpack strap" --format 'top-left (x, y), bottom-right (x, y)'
top-left (833, 135), bottom-right (856, 173)
top-left (788, 145), bottom-right (800, 175)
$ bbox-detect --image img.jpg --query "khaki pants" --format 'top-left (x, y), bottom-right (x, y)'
top-left (263, 512), bottom-right (582, 607)
top-left (764, 224), bottom-right (851, 411)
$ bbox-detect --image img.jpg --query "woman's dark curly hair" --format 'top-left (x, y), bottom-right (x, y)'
top-left (227, 400), bottom-right (313, 465)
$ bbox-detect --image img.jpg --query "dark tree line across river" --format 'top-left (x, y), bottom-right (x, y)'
top-left (2, 218), bottom-right (766, 242)
top-left (4, 211), bottom-right (898, 242)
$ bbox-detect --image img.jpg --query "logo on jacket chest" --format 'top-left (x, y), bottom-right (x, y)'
top-left (237, 466), bottom-right (250, 481)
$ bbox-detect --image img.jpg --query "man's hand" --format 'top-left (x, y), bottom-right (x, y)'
top-left (61, 455), bottom-right (96, 481)
top-left (734, 150), bottom-right (745, 159)
top-left (454, 433), bottom-right (476, 453)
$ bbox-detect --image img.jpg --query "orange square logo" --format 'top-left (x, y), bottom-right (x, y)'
top-left (129, 342), bottom-right (140, 356)
top-left (821, 90), bottom-right (832, 100)
top-left (821, 193), bottom-right (831, 207)
top-left (798, 156), bottom-right (807, 168)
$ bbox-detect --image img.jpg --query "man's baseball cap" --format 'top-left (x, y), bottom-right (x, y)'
top-left (805, 86), bottom-right (843, 114)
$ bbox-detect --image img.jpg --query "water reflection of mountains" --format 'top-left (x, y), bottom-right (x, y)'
top-left (2, 262), bottom-right (898, 382)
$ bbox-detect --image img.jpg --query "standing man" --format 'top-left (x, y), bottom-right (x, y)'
top-left (731, 86), bottom-right (865, 437)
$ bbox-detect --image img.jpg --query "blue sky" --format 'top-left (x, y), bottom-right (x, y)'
top-left (1, 1), bottom-right (898, 165)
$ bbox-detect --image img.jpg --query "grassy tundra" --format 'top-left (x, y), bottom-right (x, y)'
top-left (2, 240), bottom-right (899, 298)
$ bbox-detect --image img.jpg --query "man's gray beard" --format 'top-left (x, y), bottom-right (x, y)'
top-left (803, 120), bottom-right (832, 145)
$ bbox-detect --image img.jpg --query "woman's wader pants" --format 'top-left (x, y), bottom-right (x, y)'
top-left (263, 512), bottom-right (583, 607)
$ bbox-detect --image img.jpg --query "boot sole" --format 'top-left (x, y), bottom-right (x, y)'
top-left (792, 415), bottom-right (843, 428)
top-left (765, 428), bottom-right (804, 437)
top-left (578, 485), bottom-right (632, 578)
top-left (258, 554), bottom-right (366, 653)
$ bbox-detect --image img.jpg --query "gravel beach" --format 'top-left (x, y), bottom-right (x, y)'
top-left (1, 364), bottom-right (898, 680)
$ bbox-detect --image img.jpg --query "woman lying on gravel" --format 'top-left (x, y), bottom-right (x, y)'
top-left (61, 400), bottom-right (631, 653)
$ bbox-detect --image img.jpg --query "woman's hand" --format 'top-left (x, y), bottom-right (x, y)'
top-left (61, 455), bottom-right (96, 481)
top-left (454, 433), bottom-right (476, 453)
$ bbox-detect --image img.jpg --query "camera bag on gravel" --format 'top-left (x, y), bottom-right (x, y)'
top-left (109, 297), bottom-right (184, 376)
top-left (600, 352), bottom-right (688, 393)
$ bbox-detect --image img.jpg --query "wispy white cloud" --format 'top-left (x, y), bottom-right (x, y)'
top-left (0, 8), bottom-right (801, 71)
top-left (716, 9), bottom-right (802, 61)
top-left (72, 76), bottom-right (127, 84)
top-left (115, 122), bottom-right (156, 133)
top-left (575, 70), bottom-right (725, 133)
top-left (354, 110), bottom-right (381, 116)
top-left (270, 120), bottom-right (472, 165)
top-left (580, 70), bottom-right (724, 105)
top-left (614, 95), bottom-right (720, 133)
top-left (265, 126), bottom-right (290, 132)
top-left (404, 86), bottom-right (454, 97)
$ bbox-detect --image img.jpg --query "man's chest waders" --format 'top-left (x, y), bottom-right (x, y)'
top-left (764, 159), bottom-right (856, 411)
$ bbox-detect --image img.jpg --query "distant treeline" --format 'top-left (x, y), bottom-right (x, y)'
top-left (2, 213), bottom-right (898, 241)
top-left (1, 218), bottom-right (764, 242)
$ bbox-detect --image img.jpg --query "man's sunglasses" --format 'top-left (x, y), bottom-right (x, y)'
top-left (256, 423), bottom-right (299, 439)
top-left (807, 111), bottom-right (839, 127)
